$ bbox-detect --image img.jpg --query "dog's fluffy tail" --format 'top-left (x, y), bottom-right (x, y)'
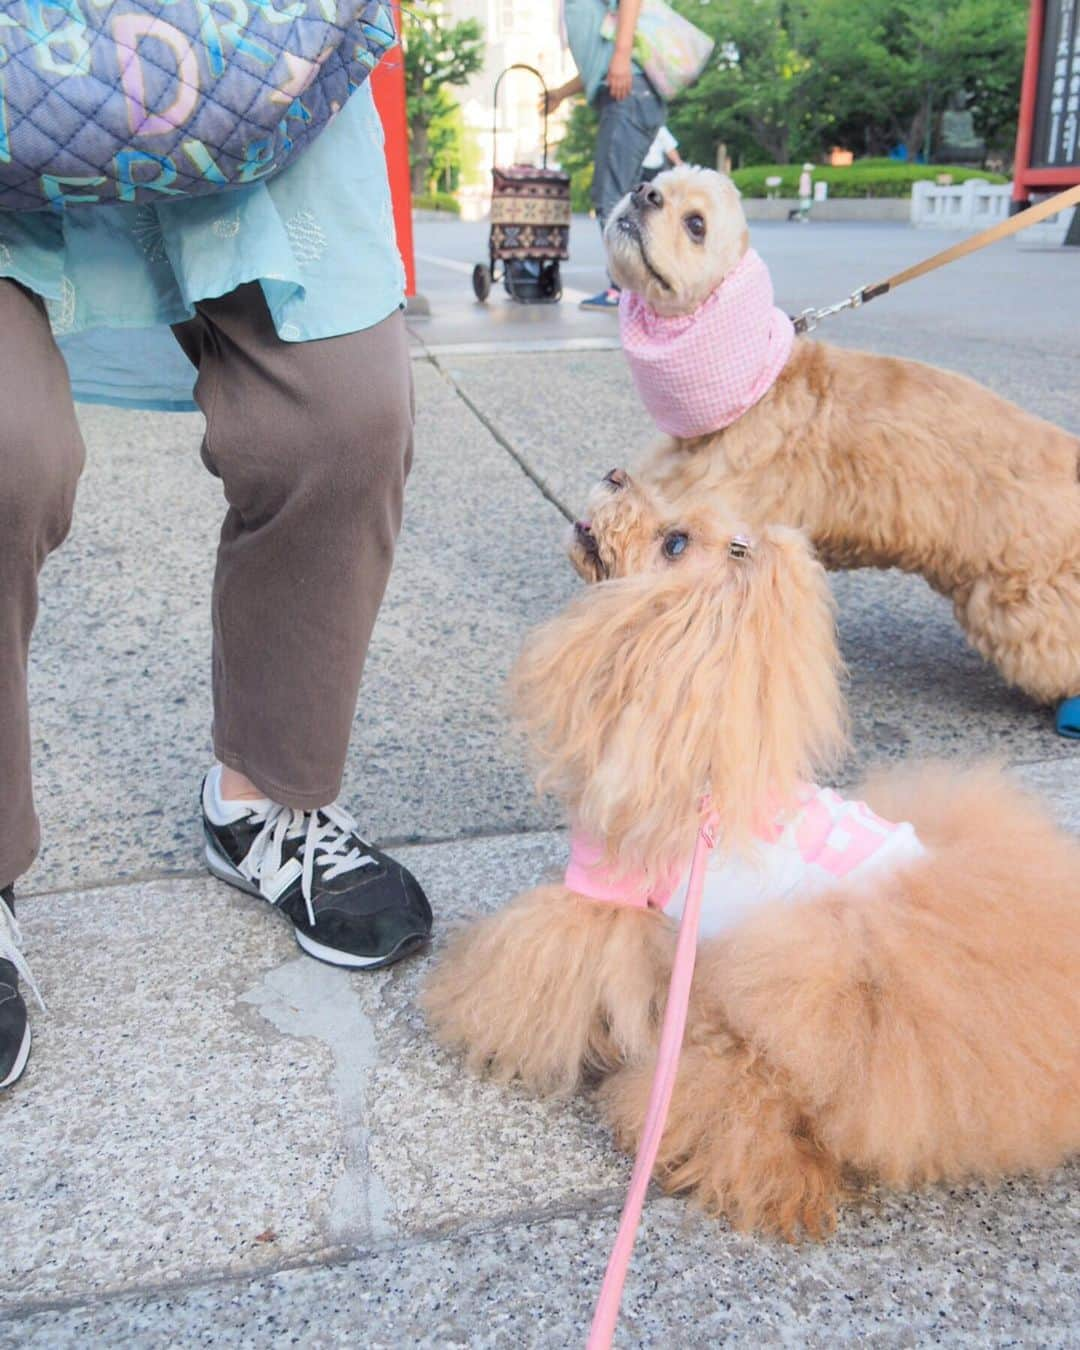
top-left (422, 887), bottom-right (676, 1096)
top-left (706, 762), bottom-right (1080, 1187)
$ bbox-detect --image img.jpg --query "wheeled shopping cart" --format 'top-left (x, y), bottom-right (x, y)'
top-left (472, 64), bottom-right (571, 305)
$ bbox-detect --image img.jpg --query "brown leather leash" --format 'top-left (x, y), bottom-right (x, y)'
top-left (793, 181), bottom-right (1080, 334)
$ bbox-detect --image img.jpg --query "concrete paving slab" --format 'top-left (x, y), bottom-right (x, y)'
top-left (1011, 757), bottom-right (1080, 832)
top-left (412, 215), bottom-right (1080, 367)
top-left (1, 832), bottom-right (627, 1310)
top-left (4, 1174), bottom-right (1077, 1348)
top-left (8, 818), bottom-right (1080, 1322)
top-left (3, 874), bottom-right (352, 1308)
top-left (829, 568), bottom-right (1078, 774)
top-left (23, 361), bottom-right (574, 895)
top-left (436, 331), bottom-right (1078, 526)
top-left (424, 352), bottom-right (1078, 773)
top-left (434, 229), bottom-right (1080, 775)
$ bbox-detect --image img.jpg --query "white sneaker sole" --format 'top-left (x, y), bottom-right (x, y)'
top-left (1, 1020), bottom-right (31, 1088)
top-left (204, 842), bottom-right (395, 969)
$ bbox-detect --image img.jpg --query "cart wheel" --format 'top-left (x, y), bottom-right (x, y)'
top-left (540, 261), bottom-right (562, 302)
top-left (472, 263), bottom-right (492, 302)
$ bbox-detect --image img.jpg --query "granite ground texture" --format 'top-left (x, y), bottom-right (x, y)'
top-left (2, 219), bottom-right (1078, 1348)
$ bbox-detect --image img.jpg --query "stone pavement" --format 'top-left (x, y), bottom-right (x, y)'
top-left (2, 220), bottom-right (1078, 1347)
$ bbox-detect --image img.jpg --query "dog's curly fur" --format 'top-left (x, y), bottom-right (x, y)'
top-left (425, 485), bottom-right (1080, 1238)
top-left (605, 166), bottom-right (1080, 705)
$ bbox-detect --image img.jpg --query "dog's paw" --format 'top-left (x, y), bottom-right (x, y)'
top-left (423, 887), bottom-right (674, 1097)
top-left (600, 1041), bottom-right (843, 1241)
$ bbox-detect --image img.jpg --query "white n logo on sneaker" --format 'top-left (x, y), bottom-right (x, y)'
top-left (242, 855), bottom-right (303, 905)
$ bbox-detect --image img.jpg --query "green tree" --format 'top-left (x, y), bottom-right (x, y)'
top-left (666, 0), bottom-right (1027, 168)
top-left (427, 87), bottom-right (464, 193)
top-left (401, 3), bottom-right (484, 194)
top-left (555, 100), bottom-right (599, 211)
top-left (894, 0), bottom-right (1028, 156)
top-left (666, 0), bottom-right (810, 168)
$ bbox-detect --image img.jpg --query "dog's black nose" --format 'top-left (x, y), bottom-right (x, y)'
top-left (604, 468), bottom-right (628, 488)
top-left (574, 520), bottom-right (599, 555)
top-left (631, 183), bottom-right (663, 211)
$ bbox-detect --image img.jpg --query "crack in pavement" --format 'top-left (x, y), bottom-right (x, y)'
top-left (418, 348), bottom-right (576, 525)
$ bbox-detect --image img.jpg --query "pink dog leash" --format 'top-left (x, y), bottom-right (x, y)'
top-left (586, 807), bottom-right (718, 1350)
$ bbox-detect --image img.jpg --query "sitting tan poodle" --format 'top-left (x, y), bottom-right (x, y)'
top-left (603, 165), bottom-right (1080, 736)
top-left (425, 473), bottom-right (1080, 1240)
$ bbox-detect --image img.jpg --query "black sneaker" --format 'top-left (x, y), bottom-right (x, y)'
top-left (201, 768), bottom-right (432, 969)
top-left (1, 887), bottom-right (40, 1089)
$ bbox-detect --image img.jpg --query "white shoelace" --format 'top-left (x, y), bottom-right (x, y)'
top-left (236, 802), bottom-right (377, 926)
top-left (0, 893), bottom-right (45, 1010)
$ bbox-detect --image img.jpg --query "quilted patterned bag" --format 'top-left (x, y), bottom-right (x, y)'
top-left (0, 1), bottom-right (398, 211)
top-left (601, 0), bottom-right (714, 100)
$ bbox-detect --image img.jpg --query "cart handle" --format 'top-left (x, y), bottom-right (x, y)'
top-left (491, 63), bottom-right (550, 171)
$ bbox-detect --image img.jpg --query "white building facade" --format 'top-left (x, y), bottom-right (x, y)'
top-left (445, 0), bottom-right (577, 214)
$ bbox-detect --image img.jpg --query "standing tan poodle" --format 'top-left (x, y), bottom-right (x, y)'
top-left (603, 165), bottom-right (1080, 735)
top-left (425, 474), bottom-right (1080, 1239)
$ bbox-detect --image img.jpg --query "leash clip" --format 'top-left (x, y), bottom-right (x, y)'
top-left (793, 286), bottom-right (867, 336)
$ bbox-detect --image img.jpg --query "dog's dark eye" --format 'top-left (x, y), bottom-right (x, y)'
top-left (662, 531), bottom-right (689, 559)
top-left (684, 213), bottom-right (706, 242)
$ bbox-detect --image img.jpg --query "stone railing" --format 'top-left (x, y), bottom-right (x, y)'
top-left (910, 178), bottom-right (1012, 229)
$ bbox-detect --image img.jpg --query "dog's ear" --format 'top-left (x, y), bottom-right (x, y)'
top-left (510, 525), bottom-right (847, 871)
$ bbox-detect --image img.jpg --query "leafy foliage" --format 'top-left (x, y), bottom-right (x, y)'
top-left (731, 157), bottom-right (1009, 197)
top-left (401, 2), bottom-right (484, 192)
top-left (664, 0), bottom-right (1027, 169)
top-left (555, 101), bottom-right (600, 211)
top-left (427, 87), bottom-right (464, 193)
top-left (414, 191), bottom-right (463, 213)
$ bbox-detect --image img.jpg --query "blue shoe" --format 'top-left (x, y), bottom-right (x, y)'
top-left (579, 287), bottom-right (621, 312)
top-left (1055, 695), bottom-right (1080, 739)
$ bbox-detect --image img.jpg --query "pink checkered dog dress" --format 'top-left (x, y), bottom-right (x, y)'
top-left (618, 249), bottom-right (795, 438)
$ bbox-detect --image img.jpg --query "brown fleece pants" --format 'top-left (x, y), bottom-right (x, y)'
top-left (0, 279), bottom-right (414, 890)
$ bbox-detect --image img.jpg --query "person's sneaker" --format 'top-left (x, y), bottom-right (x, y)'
top-left (579, 286), bottom-right (621, 312)
top-left (1, 887), bottom-right (42, 1089)
top-left (201, 767), bottom-right (432, 969)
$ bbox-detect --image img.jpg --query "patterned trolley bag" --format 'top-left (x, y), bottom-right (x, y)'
top-left (472, 64), bottom-right (570, 305)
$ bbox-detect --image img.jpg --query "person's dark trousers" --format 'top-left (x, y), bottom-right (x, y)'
top-left (0, 278), bottom-right (414, 891)
top-left (591, 72), bottom-right (667, 235)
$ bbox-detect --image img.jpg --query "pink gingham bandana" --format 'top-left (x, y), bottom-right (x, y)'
top-left (618, 249), bottom-right (795, 438)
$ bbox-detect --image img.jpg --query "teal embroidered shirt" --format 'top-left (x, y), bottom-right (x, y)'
top-left (0, 85), bottom-right (404, 411)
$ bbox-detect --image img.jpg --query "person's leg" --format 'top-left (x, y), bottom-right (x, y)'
top-left (584, 75), bottom-right (666, 309)
top-left (0, 281), bottom-right (86, 891)
top-left (592, 76), bottom-right (666, 232)
top-left (0, 279), bottom-right (85, 1086)
top-left (173, 285), bottom-right (413, 808)
top-left (172, 285), bottom-right (430, 969)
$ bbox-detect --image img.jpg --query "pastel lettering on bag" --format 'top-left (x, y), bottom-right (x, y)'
top-left (116, 149), bottom-right (184, 201)
top-left (278, 96), bottom-right (311, 155)
top-left (113, 14), bottom-right (201, 136)
top-left (25, 0), bottom-right (91, 77)
top-left (238, 136), bottom-right (276, 182)
top-left (42, 172), bottom-right (106, 207)
top-left (270, 46), bottom-right (334, 105)
top-left (249, 0), bottom-right (308, 23)
top-left (0, 15), bottom-right (11, 165)
top-left (182, 137), bottom-right (230, 185)
top-left (194, 0), bottom-right (273, 77)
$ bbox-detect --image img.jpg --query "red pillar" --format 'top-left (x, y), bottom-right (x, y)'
top-left (1012, 0), bottom-right (1044, 207)
top-left (371, 46), bottom-right (417, 298)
